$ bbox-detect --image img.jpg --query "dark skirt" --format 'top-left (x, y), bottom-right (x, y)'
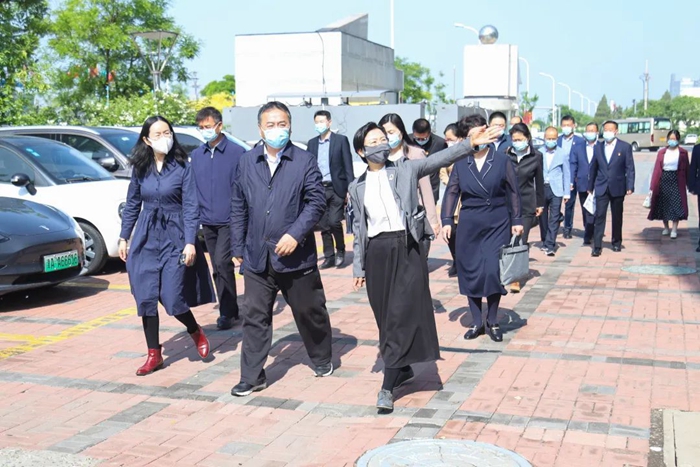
top-left (365, 230), bottom-right (440, 369)
top-left (650, 171), bottom-right (686, 222)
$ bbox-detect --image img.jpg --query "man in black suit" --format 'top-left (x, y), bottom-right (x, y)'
top-left (411, 118), bottom-right (447, 202)
top-left (587, 120), bottom-right (636, 256)
top-left (307, 110), bottom-right (354, 269)
top-left (689, 143), bottom-right (700, 252)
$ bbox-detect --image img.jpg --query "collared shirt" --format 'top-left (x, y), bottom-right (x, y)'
top-left (561, 134), bottom-right (574, 156)
top-left (663, 148), bottom-right (680, 171)
top-left (544, 149), bottom-right (556, 183)
top-left (264, 145), bottom-right (282, 177)
top-left (317, 135), bottom-right (332, 182)
top-left (586, 143), bottom-right (595, 164)
top-left (604, 139), bottom-right (617, 163)
top-left (364, 168), bottom-right (405, 238)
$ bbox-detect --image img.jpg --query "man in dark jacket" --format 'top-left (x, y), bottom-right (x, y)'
top-left (410, 118), bottom-right (448, 202)
top-left (190, 107), bottom-right (244, 330)
top-left (230, 101), bottom-right (333, 396)
top-left (689, 143), bottom-right (700, 252)
top-left (307, 110), bottom-right (354, 269)
top-left (559, 115), bottom-right (587, 239)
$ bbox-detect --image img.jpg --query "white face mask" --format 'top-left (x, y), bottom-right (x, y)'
top-left (149, 136), bottom-right (173, 155)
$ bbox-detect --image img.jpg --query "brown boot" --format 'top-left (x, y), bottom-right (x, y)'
top-left (510, 282), bottom-right (521, 293)
top-left (190, 326), bottom-right (210, 359)
top-left (136, 346), bottom-right (164, 376)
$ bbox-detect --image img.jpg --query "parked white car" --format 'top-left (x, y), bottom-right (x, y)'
top-left (684, 134), bottom-right (698, 145)
top-left (0, 135), bottom-right (128, 275)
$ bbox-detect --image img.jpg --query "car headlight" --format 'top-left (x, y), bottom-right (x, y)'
top-left (118, 202), bottom-right (126, 219)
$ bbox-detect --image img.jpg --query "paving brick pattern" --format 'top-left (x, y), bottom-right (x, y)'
top-left (0, 154), bottom-right (698, 466)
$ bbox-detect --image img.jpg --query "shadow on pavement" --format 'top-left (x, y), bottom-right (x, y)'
top-left (0, 277), bottom-right (110, 313)
top-left (161, 320), bottom-right (243, 367)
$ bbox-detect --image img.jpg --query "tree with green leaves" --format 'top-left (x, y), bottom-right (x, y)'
top-left (594, 94), bottom-right (611, 120)
top-left (395, 57), bottom-right (450, 109)
top-left (202, 74), bottom-right (235, 97)
top-left (519, 92), bottom-right (539, 124)
top-left (558, 105), bottom-right (590, 129)
top-left (0, 0), bottom-right (49, 124)
top-left (48, 0), bottom-right (200, 106)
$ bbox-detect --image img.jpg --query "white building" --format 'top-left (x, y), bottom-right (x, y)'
top-left (670, 74), bottom-right (700, 98)
top-left (234, 14), bottom-right (403, 107)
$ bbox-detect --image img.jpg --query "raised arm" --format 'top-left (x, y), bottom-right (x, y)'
top-left (413, 138), bottom-right (473, 179)
top-left (119, 171), bottom-right (142, 240)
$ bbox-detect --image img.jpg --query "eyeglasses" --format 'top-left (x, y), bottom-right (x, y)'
top-left (149, 130), bottom-right (172, 140)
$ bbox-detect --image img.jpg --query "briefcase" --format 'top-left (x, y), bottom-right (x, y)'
top-left (499, 235), bottom-right (529, 286)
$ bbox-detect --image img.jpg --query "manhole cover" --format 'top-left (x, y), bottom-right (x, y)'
top-left (356, 439), bottom-right (532, 467)
top-left (621, 265), bottom-right (697, 276)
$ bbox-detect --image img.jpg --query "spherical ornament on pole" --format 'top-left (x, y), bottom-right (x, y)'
top-left (478, 25), bottom-right (499, 44)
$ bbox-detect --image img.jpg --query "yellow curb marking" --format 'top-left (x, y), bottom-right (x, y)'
top-left (0, 308), bottom-right (135, 360)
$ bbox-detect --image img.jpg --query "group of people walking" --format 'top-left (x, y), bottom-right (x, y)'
top-left (118, 102), bottom-right (699, 413)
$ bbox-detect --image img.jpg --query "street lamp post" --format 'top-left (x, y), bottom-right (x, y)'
top-left (518, 57), bottom-right (530, 95)
top-left (131, 30), bottom-right (180, 92)
top-left (585, 97), bottom-right (594, 116)
top-left (454, 23), bottom-right (480, 41)
top-left (540, 72), bottom-right (556, 126)
top-left (558, 82), bottom-right (572, 109)
top-left (572, 90), bottom-right (585, 112)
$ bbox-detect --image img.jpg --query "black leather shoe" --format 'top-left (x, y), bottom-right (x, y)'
top-left (314, 362), bottom-right (334, 377)
top-left (448, 264), bottom-right (458, 277)
top-left (486, 323), bottom-right (503, 342)
top-left (591, 248), bottom-right (602, 257)
top-left (319, 256), bottom-right (335, 269)
top-left (231, 381), bottom-right (267, 397)
top-left (612, 245), bottom-right (622, 252)
top-left (583, 239), bottom-right (592, 246)
top-left (335, 250), bottom-right (345, 268)
top-left (464, 325), bottom-right (485, 340)
top-left (216, 316), bottom-right (234, 330)
top-left (563, 231), bottom-right (572, 239)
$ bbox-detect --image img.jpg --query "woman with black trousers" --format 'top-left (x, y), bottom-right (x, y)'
top-left (441, 115), bottom-right (524, 343)
top-left (504, 123), bottom-right (544, 293)
top-left (350, 121), bottom-right (500, 413)
top-left (119, 116), bottom-right (215, 376)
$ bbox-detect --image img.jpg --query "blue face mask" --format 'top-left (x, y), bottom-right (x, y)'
top-left (545, 140), bottom-right (557, 149)
top-left (668, 139), bottom-right (679, 148)
top-left (263, 127), bottom-right (290, 149)
top-left (603, 131), bottom-right (616, 143)
top-left (512, 140), bottom-right (529, 152)
top-left (388, 133), bottom-right (402, 149)
top-left (478, 144), bottom-right (489, 151)
top-left (315, 123), bottom-right (328, 135)
top-left (200, 127), bottom-right (218, 143)
top-left (562, 126), bottom-right (573, 136)
top-left (584, 132), bottom-right (597, 142)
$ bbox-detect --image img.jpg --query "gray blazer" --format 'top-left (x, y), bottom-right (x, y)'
top-left (349, 139), bottom-right (474, 278)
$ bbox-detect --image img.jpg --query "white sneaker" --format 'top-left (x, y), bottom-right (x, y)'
top-left (662, 229), bottom-right (670, 236)
top-left (670, 231), bottom-right (678, 239)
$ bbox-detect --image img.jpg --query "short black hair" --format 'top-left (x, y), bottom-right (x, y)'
top-left (196, 106), bottom-right (222, 124)
top-left (585, 122), bottom-right (599, 132)
top-left (488, 111), bottom-right (507, 123)
top-left (509, 123), bottom-right (531, 140)
top-left (668, 129), bottom-right (681, 141)
top-left (258, 101), bottom-right (292, 125)
top-left (412, 118), bottom-right (431, 134)
top-left (603, 120), bottom-right (618, 130)
top-left (456, 114), bottom-right (487, 138)
top-left (561, 114), bottom-right (575, 125)
top-left (378, 113), bottom-right (416, 149)
top-left (444, 123), bottom-right (458, 136)
top-left (353, 122), bottom-right (387, 155)
top-left (314, 110), bottom-right (331, 120)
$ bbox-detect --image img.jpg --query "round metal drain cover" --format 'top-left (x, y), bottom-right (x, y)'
top-left (356, 439), bottom-right (532, 467)
top-left (621, 265), bottom-right (697, 276)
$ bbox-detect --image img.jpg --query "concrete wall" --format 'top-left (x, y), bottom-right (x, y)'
top-left (340, 34), bottom-right (403, 96)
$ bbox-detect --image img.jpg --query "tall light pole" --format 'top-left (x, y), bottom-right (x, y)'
top-left (390, 0), bottom-right (395, 50)
top-left (540, 72), bottom-right (556, 126)
top-left (558, 82), bottom-right (572, 109)
top-left (640, 59), bottom-right (651, 111)
top-left (518, 57), bottom-right (530, 95)
top-left (572, 90), bottom-right (585, 112)
top-left (585, 97), bottom-right (594, 116)
top-left (131, 31), bottom-right (179, 92)
top-left (454, 23), bottom-right (480, 41)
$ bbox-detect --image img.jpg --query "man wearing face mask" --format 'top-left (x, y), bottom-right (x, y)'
top-left (488, 112), bottom-right (512, 155)
top-left (229, 101), bottom-right (333, 397)
top-left (410, 118), bottom-right (447, 202)
top-left (588, 121), bottom-right (635, 256)
top-left (307, 110), bottom-right (354, 269)
top-left (539, 127), bottom-right (571, 256)
top-left (558, 115), bottom-right (586, 239)
top-left (190, 107), bottom-right (244, 330)
top-left (573, 122), bottom-right (600, 245)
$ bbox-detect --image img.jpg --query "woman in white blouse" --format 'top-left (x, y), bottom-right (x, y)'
top-left (648, 130), bottom-right (690, 238)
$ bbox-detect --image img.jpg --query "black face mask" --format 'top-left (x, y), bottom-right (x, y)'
top-left (364, 143), bottom-right (391, 164)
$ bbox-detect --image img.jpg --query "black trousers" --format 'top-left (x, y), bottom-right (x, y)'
top-left (320, 185), bottom-right (346, 258)
top-left (521, 215), bottom-right (536, 245)
top-left (202, 225), bottom-right (239, 319)
top-left (563, 188), bottom-right (577, 232)
top-left (696, 194), bottom-right (700, 246)
top-left (539, 185), bottom-right (563, 251)
top-left (578, 191), bottom-right (595, 242)
top-left (240, 257), bottom-right (333, 384)
top-left (594, 189), bottom-right (625, 249)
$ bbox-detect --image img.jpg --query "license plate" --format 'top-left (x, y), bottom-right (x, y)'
top-left (44, 250), bottom-right (80, 273)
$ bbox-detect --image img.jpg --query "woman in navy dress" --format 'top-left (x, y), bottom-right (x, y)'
top-left (441, 115), bottom-right (523, 342)
top-left (119, 116), bottom-right (215, 376)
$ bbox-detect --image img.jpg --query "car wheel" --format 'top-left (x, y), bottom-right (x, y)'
top-left (631, 142), bottom-right (639, 152)
top-left (79, 222), bottom-right (107, 275)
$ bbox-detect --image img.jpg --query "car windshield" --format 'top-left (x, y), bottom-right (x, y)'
top-left (99, 130), bottom-right (140, 156)
top-left (16, 139), bottom-right (113, 184)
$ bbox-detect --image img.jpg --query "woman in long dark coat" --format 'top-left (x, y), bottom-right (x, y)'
top-left (648, 130), bottom-right (690, 239)
top-left (441, 115), bottom-right (523, 343)
top-left (119, 116), bottom-right (215, 376)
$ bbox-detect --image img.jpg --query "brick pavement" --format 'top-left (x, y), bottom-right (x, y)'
top-left (0, 155), bottom-right (698, 466)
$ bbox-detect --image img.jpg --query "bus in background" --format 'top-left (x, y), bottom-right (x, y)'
top-left (612, 117), bottom-right (672, 152)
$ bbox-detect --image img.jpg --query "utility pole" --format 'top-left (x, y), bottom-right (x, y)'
top-left (390, 0), bottom-right (395, 50)
top-left (640, 60), bottom-right (650, 111)
top-left (191, 71), bottom-right (200, 101)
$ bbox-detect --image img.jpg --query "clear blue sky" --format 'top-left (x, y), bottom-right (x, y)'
top-left (172, 0), bottom-right (697, 114)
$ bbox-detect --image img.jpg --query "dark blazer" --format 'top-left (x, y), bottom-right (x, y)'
top-left (559, 135), bottom-right (587, 191)
top-left (689, 144), bottom-right (700, 193)
top-left (307, 132), bottom-right (354, 198)
top-left (506, 146), bottom-right (545, 216)
top-left (587, 139), bottom-right (636, 197)
top-left (230, 142), bottom-right (326, 274)
top-left (490, 134), bottom-right (512, 157)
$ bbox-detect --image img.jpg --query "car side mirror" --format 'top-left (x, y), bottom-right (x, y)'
top-left (11, 173), bottom-right (37, 195)
top-left (98, 156), bottom-right (118, 172)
